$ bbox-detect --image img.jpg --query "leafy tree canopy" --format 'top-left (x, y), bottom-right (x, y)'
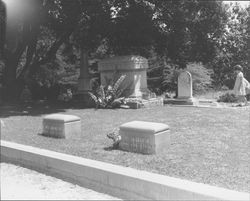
top-left (0, 0), bottom-right (230, 100)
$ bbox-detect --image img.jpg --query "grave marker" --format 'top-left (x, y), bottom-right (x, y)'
top-left (119, 121), bottom-right (170, 154)
top-left (42, 114), bottom-right (81, 139)
top-left (178, 71), bottom-right (193, 99)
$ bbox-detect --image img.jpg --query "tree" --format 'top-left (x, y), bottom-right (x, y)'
top-left (142, 0), bottom-right (227, 92)
top-left (1, 0), bottom-right (82, 100)
top-left (0, 0), bottom-right (5, 59)
top-left (152, 0), bottom-right (227, 64)
top-left (211, 3), bottom-right (250, 88)
top-left (1, 0), bottom-right (229, 100)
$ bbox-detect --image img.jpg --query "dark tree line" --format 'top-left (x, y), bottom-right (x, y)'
top-left (0, 0), bottom-right (247, 101)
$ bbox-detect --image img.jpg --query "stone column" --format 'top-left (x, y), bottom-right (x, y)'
top-left (76, 49), bottom-right (93, 106)
top-left (78, 49), bottom-right (91, 93)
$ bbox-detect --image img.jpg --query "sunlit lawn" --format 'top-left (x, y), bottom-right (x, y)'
top-left (1, 103), bottom-right (249, 193)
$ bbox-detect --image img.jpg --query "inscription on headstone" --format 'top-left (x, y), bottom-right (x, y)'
top-left (121, 135), bottom-right (154, 154)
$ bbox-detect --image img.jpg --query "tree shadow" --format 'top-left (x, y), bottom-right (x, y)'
top-left (0, 101), bottom-right (91, 118)
top-left (103, 144), bottom-right (120, 151)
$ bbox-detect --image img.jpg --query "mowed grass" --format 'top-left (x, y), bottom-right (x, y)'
top-left (1, 104), bottom-right (249, 193)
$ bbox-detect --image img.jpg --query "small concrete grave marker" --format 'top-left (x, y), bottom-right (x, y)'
top-left (119, 121), bottom-right (170, 154)
top-left (42, 114), bottom-right (81, 139)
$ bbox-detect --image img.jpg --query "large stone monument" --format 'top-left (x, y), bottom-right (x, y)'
top-left (98, 55), bottom-right (148, 98)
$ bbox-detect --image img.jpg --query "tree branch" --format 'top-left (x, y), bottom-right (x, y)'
top-left (38, 28), bottom-right (74, 65)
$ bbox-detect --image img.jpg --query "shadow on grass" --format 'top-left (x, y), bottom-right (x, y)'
top-left (104, 145), bottom-right (120, 151)
top-left (0, 101), bottom-right (92, 118)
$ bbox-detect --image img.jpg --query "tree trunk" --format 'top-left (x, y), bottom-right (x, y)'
top-left (3, 52), bottom-right (24, 101)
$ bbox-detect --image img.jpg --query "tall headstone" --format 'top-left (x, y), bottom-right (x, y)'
top-left (177, 71), bottom-right (195, 105)
top-left (98, 55), bottom-right (148, 98)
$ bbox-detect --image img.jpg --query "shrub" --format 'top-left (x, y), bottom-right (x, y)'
top-left (88, 75), bottom-right (127, 109)
top-left (217, 92), bottom-right (238, 103)
top-left (187, 63), bottom-right (213, 95)
top-left (57, 88), bottom-right (73, 102)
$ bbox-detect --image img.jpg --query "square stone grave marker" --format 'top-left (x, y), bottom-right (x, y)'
top-left (42, 114), bottom-right (81, 139)
top-left (119, 121), bottom-right (170, 154)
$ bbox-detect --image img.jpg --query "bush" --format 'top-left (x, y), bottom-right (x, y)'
top-left (217, 92), bottom-right (238, 103)
top-left (88, 75), bottom-right (127, 109)
top-left (187, 63), bottom-right (213, 95)
top-left (149, 62), bottom-right (213, 95)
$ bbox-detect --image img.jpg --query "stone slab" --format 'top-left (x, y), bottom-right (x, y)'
top-left (42, 114), bottom-right (81, 139)
top-left (126, 97), bottom-right (164, 109)
top-left (119, 121), bottom-right (170, 154)
top-left (1, 140), bottom-right (249, 200)
top-left (141, 97), bottom-right (164, 108)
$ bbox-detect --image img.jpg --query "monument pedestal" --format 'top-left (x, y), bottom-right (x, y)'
top-left (74, 77), bottom-right (93, 106)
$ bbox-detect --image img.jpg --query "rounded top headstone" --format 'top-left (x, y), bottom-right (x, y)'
top-left (178, 70), bottom-right (193, 98)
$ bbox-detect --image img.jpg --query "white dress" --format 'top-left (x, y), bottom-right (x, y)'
top-left (234, 72), bottom-right (246, 96)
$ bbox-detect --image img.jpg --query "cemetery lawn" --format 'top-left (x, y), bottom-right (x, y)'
top-left (1, 104), bottom-right (249, 193)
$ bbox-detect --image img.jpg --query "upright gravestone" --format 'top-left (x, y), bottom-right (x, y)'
top-left (177, 71), bottom-right (195, 105)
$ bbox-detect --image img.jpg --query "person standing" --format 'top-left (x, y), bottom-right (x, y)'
top-left (233, 65), bottom-right (248, 104)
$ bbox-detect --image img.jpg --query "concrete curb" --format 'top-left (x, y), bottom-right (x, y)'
top-left (1, 140), bottom-right (249, 200)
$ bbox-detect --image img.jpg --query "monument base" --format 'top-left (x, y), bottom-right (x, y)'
top-left (73, 91), bottom-right (95, 107)
top-left (164, 97), bottom-right (197, 105)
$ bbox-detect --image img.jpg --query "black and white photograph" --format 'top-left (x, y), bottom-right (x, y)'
top-left (0, 0), bottom-right (249, 200)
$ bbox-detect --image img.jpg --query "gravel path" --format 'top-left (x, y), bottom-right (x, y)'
top-left (1, 163), bottom-right (122, 200)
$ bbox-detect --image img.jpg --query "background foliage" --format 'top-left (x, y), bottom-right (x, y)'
top-left (0, 0), bottom-right (249, 101)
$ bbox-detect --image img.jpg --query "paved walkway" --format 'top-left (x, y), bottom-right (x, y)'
top-left (1, 163), bottom-right (121, 200)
